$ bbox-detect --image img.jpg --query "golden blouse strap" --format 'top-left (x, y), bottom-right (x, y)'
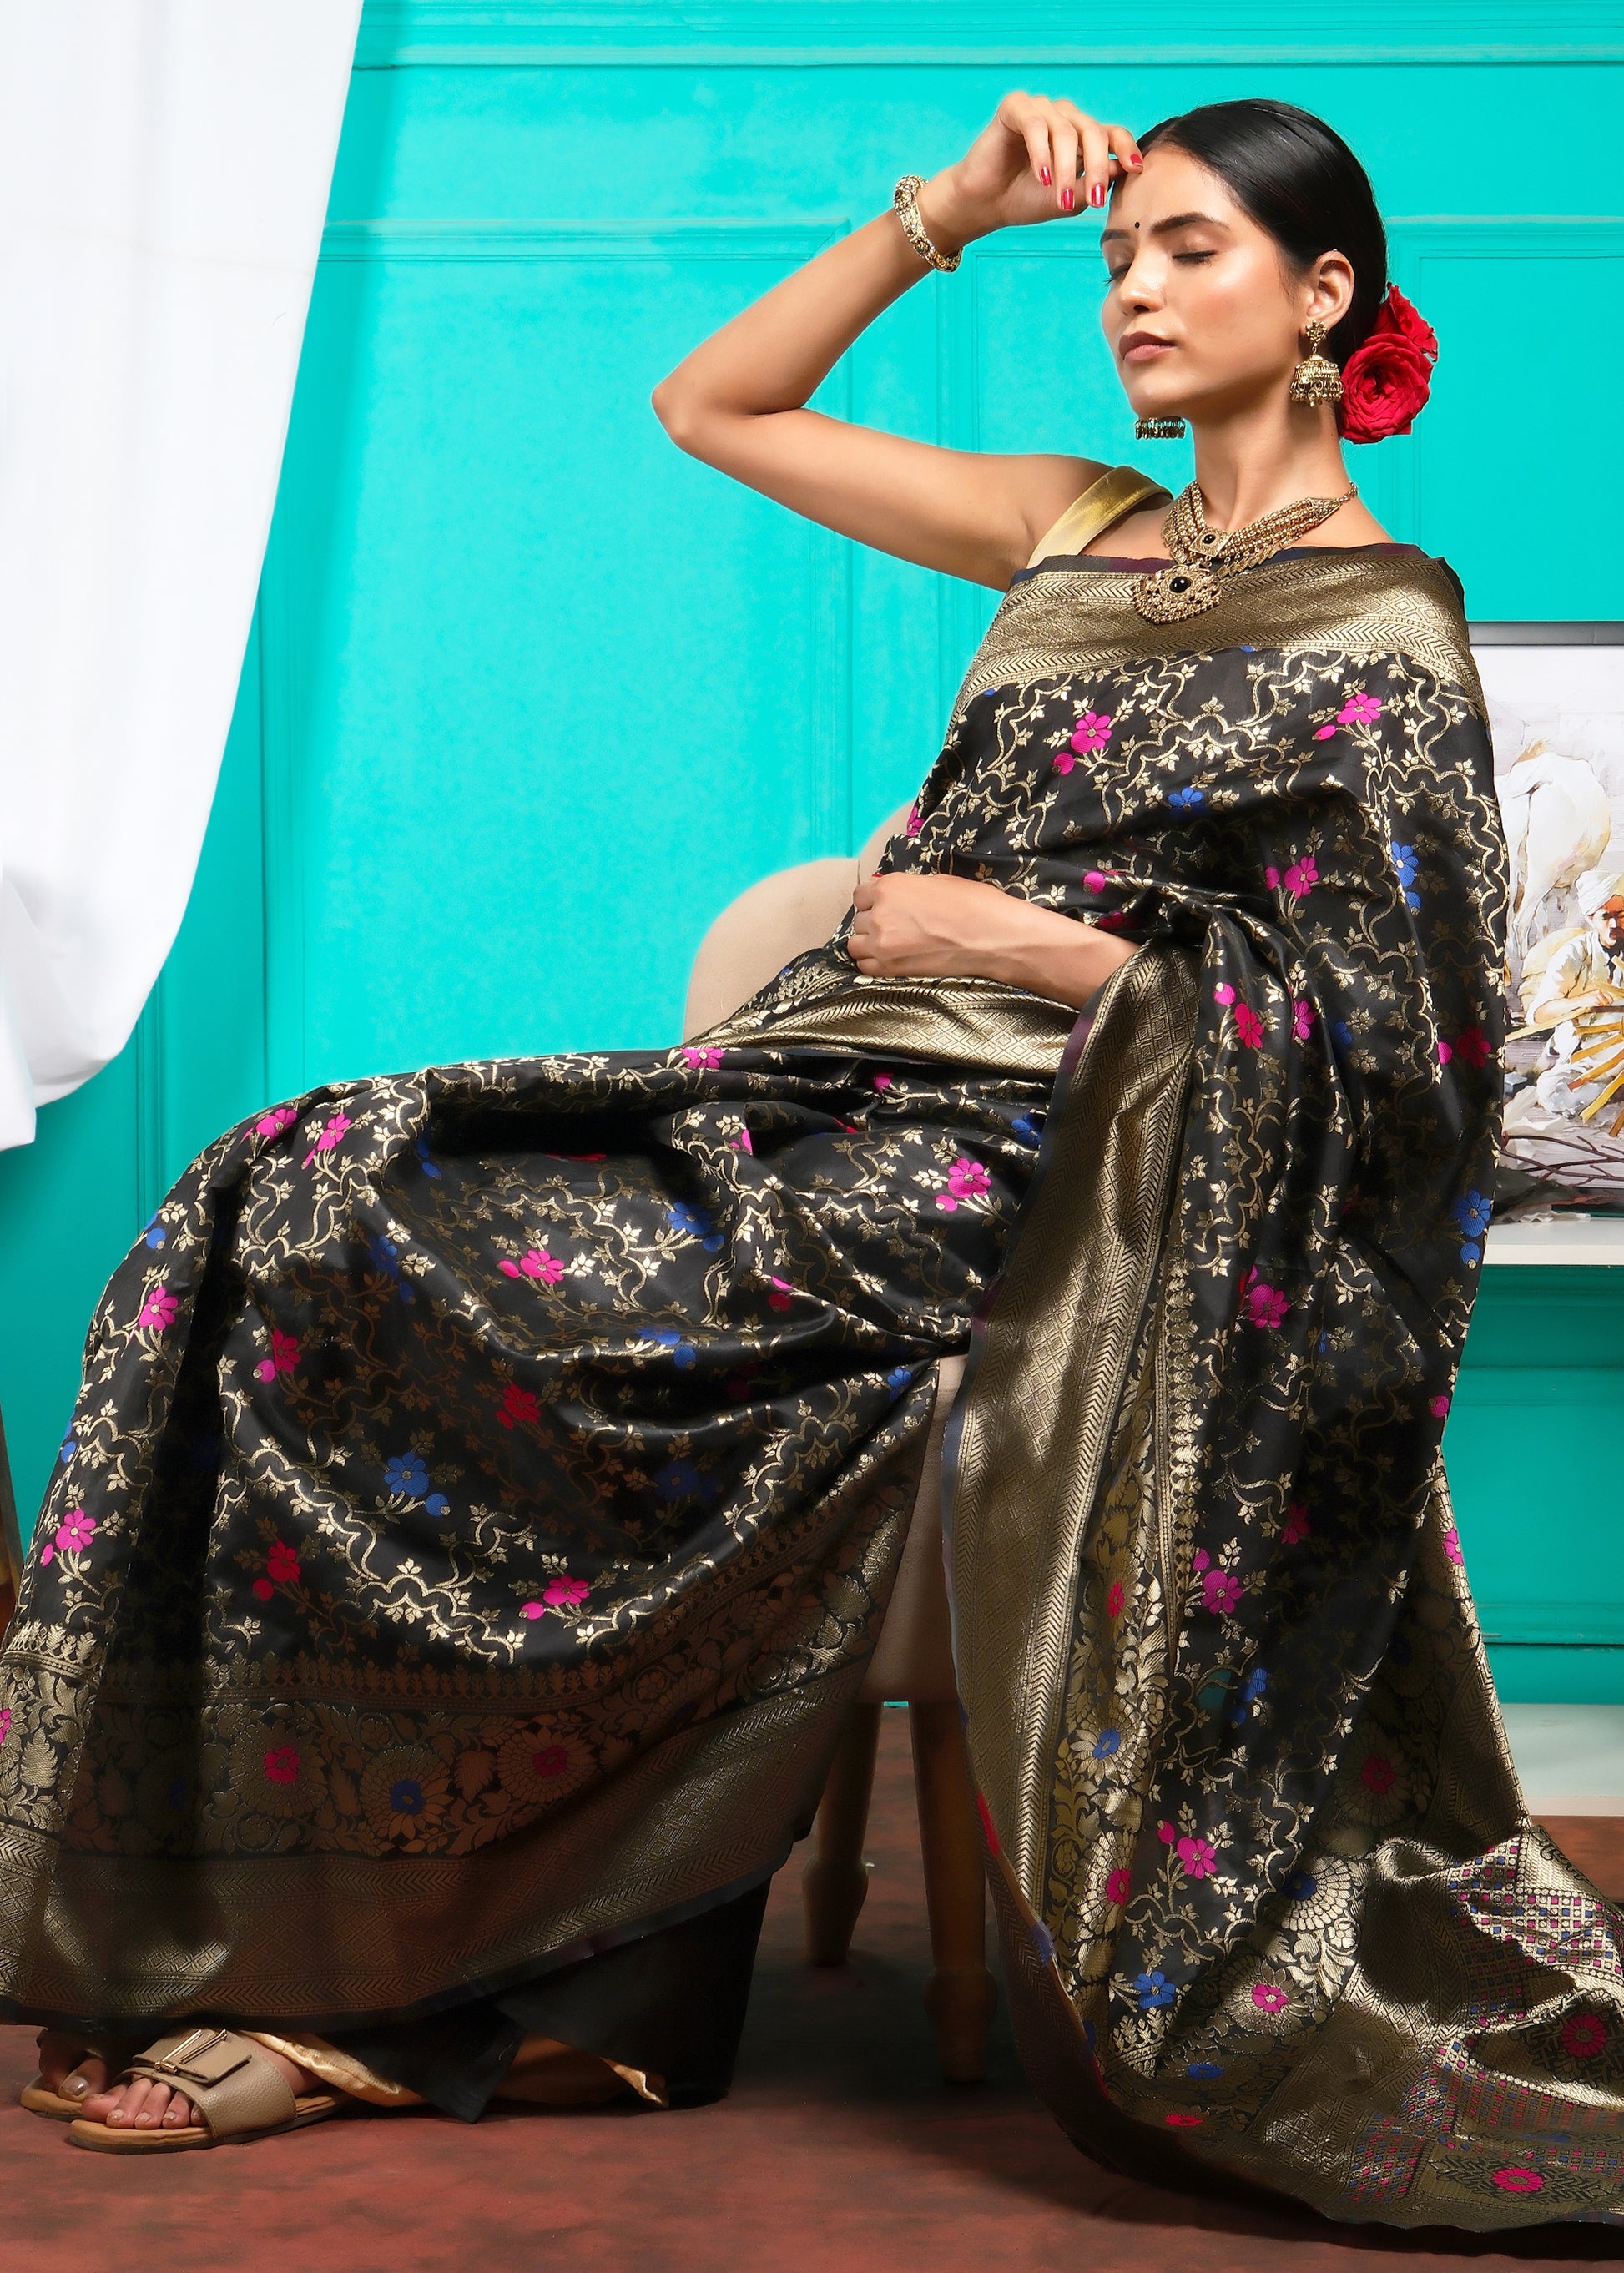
top-left (1023, 464), bottom-right (1171, 570)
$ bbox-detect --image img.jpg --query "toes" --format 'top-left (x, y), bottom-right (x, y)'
top-left (162, 2091), bottom-right (194, 2128)
top-left (34, 2029), bottom-right (85, 2090)
top-left (62, 2057), bottom-right (110, 2103)
top-left (131, 2080), bottom-right (173, 2129)
top-left (105, 2077), bottom-right (154, 2128)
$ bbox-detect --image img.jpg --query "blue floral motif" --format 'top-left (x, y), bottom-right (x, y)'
top-left (58, 1434), bottom-right (77, 1466)
top-left (1284, 1869), bottom-right (1318, 1902)
top-left (414, 1136), bottom-right (442, 1180)
top-left (1451, 1187), bottom-right (1492, 1266)
top-left (885, 1365), bottom-right (915, 1391)
top-left (1187, 2060), bottom-right (1223, 2079)
top-left (654, 1457), bottom-right (704, 1499)
top-left (366, 1233), bottom-right (415, 1305)
top-left (1082, 2018), bottom-right (1097, 2051)
top-left (1391, 839), bottom-right (1420, 910)
top-left (643, 1325), bottom-right (698, 1369)
top-left (1229, 1663), bottom-right (1268, 1724)
top-left (1011, 1113), bottom-right (1041, 1147)
top-left (1031, 1918), bottom-right (1056, 1965)
top-left (384, 1453), bottom-right (428, 1497)
top-left (668, 1202), bottom-right (725, 1252)
top-left (1136, 1969), bottom-right (1176, 2011)
top-left (1092, 1728), bottom-right (1122, 1758)
top-left (143, 1215), bottom-right (167, 1249)
top-left (388, 1777), bottom-right (425, 1814)
top-left (425, 1492), bottom-right (450, 1519)
top-left (1169, 785), bottom-right (1205, 812)
top-left (1329, 1018), bottom-right (1354, 1054)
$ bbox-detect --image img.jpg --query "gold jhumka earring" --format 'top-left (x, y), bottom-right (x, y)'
top-left (1134, 415), bottom-right (1186, 440)
top-left (1288, 318), bottom-right (1343, 407)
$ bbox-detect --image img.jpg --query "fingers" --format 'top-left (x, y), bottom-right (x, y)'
top-left (851, 874), bottom-right (875, 911)
top-left (1013, 103), bottom-right (1057, 198)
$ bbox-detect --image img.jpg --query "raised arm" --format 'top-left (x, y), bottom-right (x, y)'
top-left (651, 93), bottom-right (1144, 592)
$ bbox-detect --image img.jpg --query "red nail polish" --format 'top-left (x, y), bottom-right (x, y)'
top-left (1090, 181), bottom-right (1106, 208)
top-left (1130, 151), bottom-right (1143, 167)
top-left (1061, 186), bottom-right (1074, 211)
top-left (1040, 165), bottom-right (1052, 186)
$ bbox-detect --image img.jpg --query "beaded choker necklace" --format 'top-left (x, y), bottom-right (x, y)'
top-left (1132, 481), bottom-right (1357, 623)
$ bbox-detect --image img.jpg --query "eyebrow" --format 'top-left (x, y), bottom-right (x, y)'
top-left (1100, 211), bottom-right (1232, 244)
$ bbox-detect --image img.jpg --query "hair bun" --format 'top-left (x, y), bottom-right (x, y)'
top-left (1337, 285), bottom-right (1438, 444)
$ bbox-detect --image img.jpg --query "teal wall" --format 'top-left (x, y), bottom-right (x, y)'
top-left (3, 3), bottom-right (1621, 1698)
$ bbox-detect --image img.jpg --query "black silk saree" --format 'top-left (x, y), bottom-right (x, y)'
top-left (5, 526), bottom-right (1624, 2227)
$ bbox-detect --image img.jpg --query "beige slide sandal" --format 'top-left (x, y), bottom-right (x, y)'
top-left (21, 2076), bottom-right (86, 2120)
top-left (66, 2029), bottom-right (340, 2154)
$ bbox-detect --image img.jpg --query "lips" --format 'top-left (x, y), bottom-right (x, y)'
top-left (1120, 331), bottom-right (1173, 364)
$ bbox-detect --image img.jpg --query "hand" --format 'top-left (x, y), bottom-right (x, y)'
top-left (921, 91), bottom-right (1143, 249)
top-left (848, 871), bottom-right (1138, 1011)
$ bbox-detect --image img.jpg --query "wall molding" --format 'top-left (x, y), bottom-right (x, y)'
top-left (355, 2), bottom-right (1624, 68)
top-left (320, 219), bottom-right (850, 261)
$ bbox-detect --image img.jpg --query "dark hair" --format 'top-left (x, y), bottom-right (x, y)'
top-left (1136, 99), bottom-right (1387, 366)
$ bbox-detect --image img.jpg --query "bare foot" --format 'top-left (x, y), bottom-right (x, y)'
top-left (42, 2032), bottom-right (318, 2134)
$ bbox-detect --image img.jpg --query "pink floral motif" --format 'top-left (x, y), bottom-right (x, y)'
top-left (1251, 1982), bottom-right (1289, 2013)
top-left (252, 1578), bottom-right (274, 1603)
top-left (1165, 2112), bottom-right (1203, 2128)
top-left (497, 1383), bottom-right (540, 1431)
top-left (1360, 1754), bottom-right (1396, 1795)
top-left (1443, 1525), bottom-right (1464, 1567)
top-left (263, 1745), bottom-right (300, 1786)
top-left (53, 1508), bottom-right (96, 1555)
top-left (531, 1743), bottom-right (569, 1779)
top-left (732, 1126), bottom-right (754, 1155)
top-left (0, 1708), bottom-right (10, 1747)
top-left (501, 1249), bottom-right (565, 1286)
top-left (1107, 1580), bottom-right (1125, 1618)
top-left (937, 1157), bottom-right (992, 1212)
top-left (1282, 1501), bottom-right (1310, 1545)
top-left (1240, 1272), bottom-right (1289, 1330)
top-left (1157, 1820), bottom-right (1176, 1845)
top-left (1083, 869), bottom-right (1108, 895)
top-left (1177, 1835), bottom-right (1218, 1880)
top-left (1283, 855), bottom-right (1319, 900)
top-left (1105, 1867), bottom-right (1132, 1904)
top-left (1430, 1394), bottom-right (1451, 1419)
top-left (1492, 2168), bottom-right (1544, 2195)
top-left (1561, 2013), bottom-right (1607, 2059)
top-left (268, 1540), bottom-right (301, 1585)
top-left (303, 1110), bottom-right (353, 1167)
top-left (905, 803), bottom-right (922, 839)
top-left (543, 1573), bottom-right (589, 1608)
top-left (1233, 1003), bottom-right (1264, 1050)
top-left (1072, 710), bottom-right (1113, 753)
top-left (255, 1106), bottom-right (297, 1140)
top-left (1453, 1026), bottom-right (1491, 1069)
top-left (681, 1046), bottom-right (724, 1070)
top-left (138, 1285), bottom-right (178, 1332)
top-left (1312, 723), bottom-right (1338, 741)
top-left (1293, 999), bottom-right (1315, 1043)
top-left (1213, 982), bottom-right (1235, 1005)
top-left (1337, 692), bottom-right (1383, 726)
top-left (520, 1601), bottom-right (545, 1620)
top-left (255, 1328), bottom-right (301, 1384)
top-left (768, 1276), bottom-right (794, 1313)
top-left (1436, 1039), bottom-right (1453, 1065)
top-left (871, 1072), bottom-right (894, 1091)
top-left (1201, 1568), bottom-right (1242, 1616)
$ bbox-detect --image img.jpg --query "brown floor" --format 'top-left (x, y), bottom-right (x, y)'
top-left (4, 1718), bottom-right (1623, 2273)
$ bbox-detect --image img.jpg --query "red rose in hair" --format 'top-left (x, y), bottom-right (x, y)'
top-left (1337, 285), bottom-right (1438, 444)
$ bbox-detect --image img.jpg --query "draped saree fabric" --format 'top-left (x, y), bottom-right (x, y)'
top-left (3, 501), bottom-right (1623, 2225)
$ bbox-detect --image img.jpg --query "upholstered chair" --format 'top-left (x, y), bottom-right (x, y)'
top-left (682, 813), bottom-right (996, 2084)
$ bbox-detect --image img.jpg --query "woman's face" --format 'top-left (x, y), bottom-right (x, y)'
top-left (1099, 144), bottom-right (1352, 425)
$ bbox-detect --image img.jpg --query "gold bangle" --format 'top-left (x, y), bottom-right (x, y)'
top-left (892, 174), bottom-right (961, 274)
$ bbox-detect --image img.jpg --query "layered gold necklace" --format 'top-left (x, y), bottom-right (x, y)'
top-left (1132, 480), bottom-right (1357, 623)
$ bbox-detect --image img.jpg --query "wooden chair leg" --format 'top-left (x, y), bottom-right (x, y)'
top-left (910, 1699), bottom-right (998, 2084)
top-left (802, 1701), bottom-right (883, 1967)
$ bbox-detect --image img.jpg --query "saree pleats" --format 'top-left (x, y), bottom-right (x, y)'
top-left (4, 524), bottom-right (1623, 2226)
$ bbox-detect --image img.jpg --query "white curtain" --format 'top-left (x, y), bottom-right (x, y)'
top-left (0, 0), bottom-right (361, 1149)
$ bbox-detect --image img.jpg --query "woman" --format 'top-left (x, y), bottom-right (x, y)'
top-left (3, 90), bottom-right (1617, 2226)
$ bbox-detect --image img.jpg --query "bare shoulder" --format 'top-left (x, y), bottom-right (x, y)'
top-left (1001, 452), bottom-right (1113, 574)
